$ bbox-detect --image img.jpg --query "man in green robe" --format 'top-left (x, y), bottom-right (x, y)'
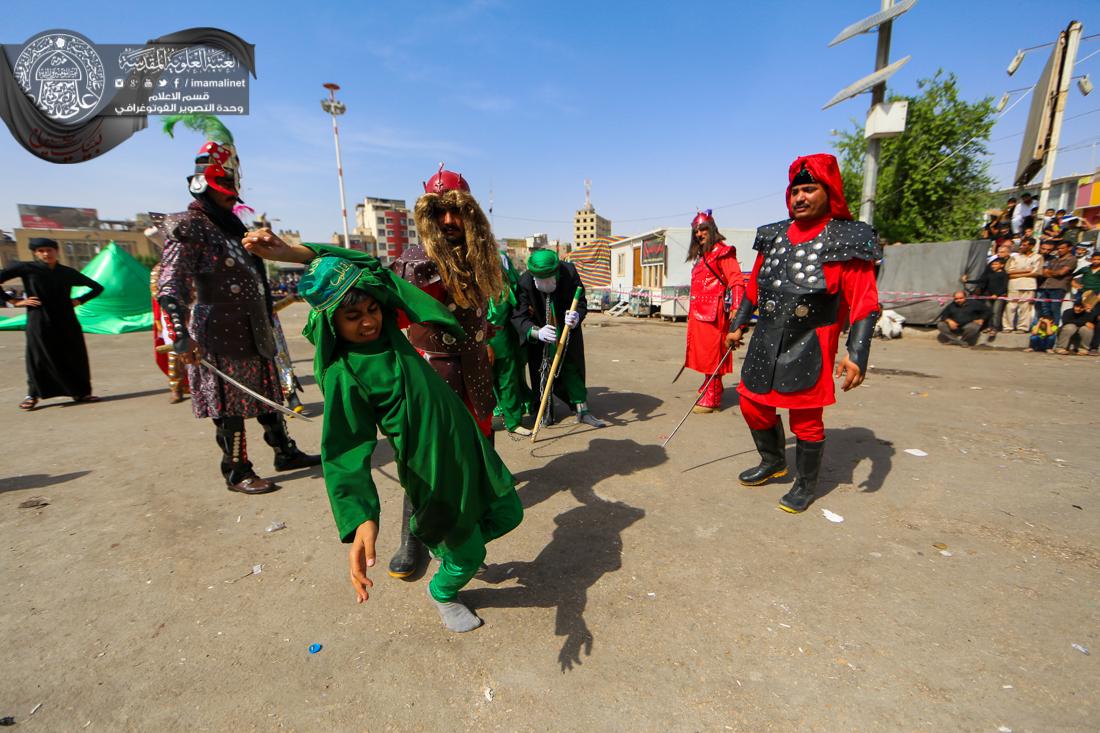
top-left (244, 238), bottom-right (523, 633)
top-left (488, 249), bottom-right (533, 437)
top-left (513, 248), bottom-right (608, 428)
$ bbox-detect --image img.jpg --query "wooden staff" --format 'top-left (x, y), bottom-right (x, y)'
top-left (530, 287), bottom-right (583, 444)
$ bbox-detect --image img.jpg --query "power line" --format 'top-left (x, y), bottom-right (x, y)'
top-left (494, 190), bottom-right (786, 228)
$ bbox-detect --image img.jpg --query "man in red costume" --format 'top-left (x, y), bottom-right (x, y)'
top-left (683, 209), bottom-right (745, 413)
top-left (726, 154), bottom-right (880, 513)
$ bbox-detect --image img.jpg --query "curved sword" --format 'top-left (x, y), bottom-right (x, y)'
top-left (200, 357), bottom-right (313, 421)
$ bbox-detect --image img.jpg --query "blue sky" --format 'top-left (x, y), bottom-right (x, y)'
top-left (2, 0), bottom-right (1099, 242)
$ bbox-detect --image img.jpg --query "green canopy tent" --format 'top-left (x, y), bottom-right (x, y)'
top-left (0, 242), bottom-right (154, 334)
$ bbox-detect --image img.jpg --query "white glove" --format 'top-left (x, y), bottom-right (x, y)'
top-left (564, 310), bottom-right (580, 328)
top-left (536, 324), bottom-right (557, 343)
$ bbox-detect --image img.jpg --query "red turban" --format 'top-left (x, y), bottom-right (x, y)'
top-left (785, 153), bottom-right (853, 221)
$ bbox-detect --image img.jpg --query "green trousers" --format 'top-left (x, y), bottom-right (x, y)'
top-left (427, 489), bottom-right (523, 602)
top-left (491, 353), bottom-right (530, 431)
top-left (558, 361), bottom-right (587, 405)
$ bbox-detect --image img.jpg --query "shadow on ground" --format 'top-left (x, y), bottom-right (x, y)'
top-left (818, 426), bottom-right (894, 497)
top-left (466, 438), bottom-right (664, 672)
top-left (1, 471), bottom-right (91, 495)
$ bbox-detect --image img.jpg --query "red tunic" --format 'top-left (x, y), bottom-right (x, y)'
top-left (736, 218), bottom-right (879, 409)
top-left (684, 242), bottom-right (745, 376)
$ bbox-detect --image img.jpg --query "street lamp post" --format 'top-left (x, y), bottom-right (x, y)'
top-left (321, 83), bottom-right (351, 249)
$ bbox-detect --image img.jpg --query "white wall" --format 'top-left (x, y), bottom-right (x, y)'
top-left (609, 241), bottom-right (637, 300)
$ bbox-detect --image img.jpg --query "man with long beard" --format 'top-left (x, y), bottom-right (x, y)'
top-left (726, 153), bottom-right (880, 514)
top-left (244, 165), bottom-right (504, 577)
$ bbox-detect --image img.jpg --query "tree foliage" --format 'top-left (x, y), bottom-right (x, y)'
top-left (834, 70), bottom-right (996, 243)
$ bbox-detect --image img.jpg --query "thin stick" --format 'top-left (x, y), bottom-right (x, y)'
top-left (531, 287), bottom-right (583, 443)
top-left (661, 343), bottom-right (734, 448)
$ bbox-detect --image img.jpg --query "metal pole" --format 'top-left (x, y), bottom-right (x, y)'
top-left (858, 0), bottom-right (894, 225)
top-left (1036, 21), bottom-right (1083, 221)
top-left (323, 84), bottom-right (351, 249)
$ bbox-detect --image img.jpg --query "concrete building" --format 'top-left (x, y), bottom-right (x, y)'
top-left (0, 230), bottom-right (17, 269)
top-left (11, 205), bottom-right (161, 268)
top-left (574, 205), bottom-right (611, 251)
top-left (608, 227), bottom-right (755, 300)
top-left (526, 233), bottom-right (549, 250)
top-left (329, 231), bottom-right (377, 254)
top-left (992, 173), bottom-right (1091, 224)
top-left (355, 197), bottom-right (418, 260)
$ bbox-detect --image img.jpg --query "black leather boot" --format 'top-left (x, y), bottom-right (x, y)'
top-left (388, 494), bottom-right (424, 579)
top-left (779, 439), bottom-right (825, 514)
top-left (215, 417), bottom-right (278, 494)
top-left (738, 420), bottom-right (788, 486)
top-left (258, 413), bottom-right (321, 471)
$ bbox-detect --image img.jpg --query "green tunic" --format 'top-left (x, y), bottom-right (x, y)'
top-left (486, 255), bottom-right (531, 428)
top-left (319, 311), bottom-right (514, 548)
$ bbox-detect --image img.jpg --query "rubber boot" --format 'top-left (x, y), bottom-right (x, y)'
top-left (388, 494), bottom-right (424, 579)
top-left (738, 420), bottom-right (788, 486)
top-left (215, 417), bottom-right (278, 494)
top-left (779, 439), bottom-right (825, 514)
top-left (258, 412), bottom-right (321, 471)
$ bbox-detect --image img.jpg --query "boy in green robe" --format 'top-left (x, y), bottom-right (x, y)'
top-left (298, 251), bottom-right (523, 633)
top-left (488, 250), bottom-right (533, 437)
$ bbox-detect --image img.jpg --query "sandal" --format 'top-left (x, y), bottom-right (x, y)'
top-left (19, 396), bottom-right (38, 411)
top-left (72, 395), bottom-right (101, 403)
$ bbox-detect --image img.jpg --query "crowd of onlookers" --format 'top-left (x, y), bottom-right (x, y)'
top-left (936, 194), bottom-right (1099, 354)
top-left (270, 272), bottom-right (301, 297)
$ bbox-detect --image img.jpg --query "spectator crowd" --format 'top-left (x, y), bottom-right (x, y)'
top-left (937, 195), bottom-right (1099, 354)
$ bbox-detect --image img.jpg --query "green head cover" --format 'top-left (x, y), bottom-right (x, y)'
top-left (299, 254), bottom-right (464, 384)
top-left (527, 248), bottom-right (560, 278)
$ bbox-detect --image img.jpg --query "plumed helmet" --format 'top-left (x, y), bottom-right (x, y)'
top-left (423, 162), bottom-right (470, 194)
top-left (190, 140), bottom-right (241, 197)
top-left (691, 209), bottom-right (715, 229)
top-left (161, 114), bottom-right (242, 199)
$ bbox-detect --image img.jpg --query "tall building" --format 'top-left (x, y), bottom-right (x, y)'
top-left (573, 180), bottom-right (610, 250)
top-left (355, 197), bottom-right (418, 261)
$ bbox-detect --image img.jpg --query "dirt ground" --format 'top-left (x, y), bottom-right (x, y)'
top-left (1, 309), bottom-right (1097, 732)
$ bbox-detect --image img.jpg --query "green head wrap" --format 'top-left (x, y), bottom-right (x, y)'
top-left (299, 252), bottom-right (464, 385)
top-left (527, 248), bottom-right (560, 278)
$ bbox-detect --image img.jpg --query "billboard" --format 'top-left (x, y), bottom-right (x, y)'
top-left (1015, 29), bottom-right (1067, 187)
top-left (641, 234), bottom-right (666, 266)
top-left (18, 204), bottom-right (99, 229)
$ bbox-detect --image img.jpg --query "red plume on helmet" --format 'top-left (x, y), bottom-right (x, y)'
top-left (423, 162), bottom-right (470, 194)
top-left (785, 153), bottom-right (852, 221)
top-left (691, 208), bottom-right (714, 229)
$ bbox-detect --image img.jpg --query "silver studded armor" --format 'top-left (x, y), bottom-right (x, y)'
top-left (736, 219), bottom-right (880, 395)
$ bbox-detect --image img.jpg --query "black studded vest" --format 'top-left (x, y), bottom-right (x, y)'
top-left (741, 218), bottom-right (879, 395)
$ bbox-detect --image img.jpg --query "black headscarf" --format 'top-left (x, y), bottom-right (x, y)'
top-left (193, 192), bottom-right (246, 239)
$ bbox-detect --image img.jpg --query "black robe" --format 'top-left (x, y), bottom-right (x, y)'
top-left (512, 262), bottom-right (588, 403)
top-left (0, 260), bottom-right (104, 398)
